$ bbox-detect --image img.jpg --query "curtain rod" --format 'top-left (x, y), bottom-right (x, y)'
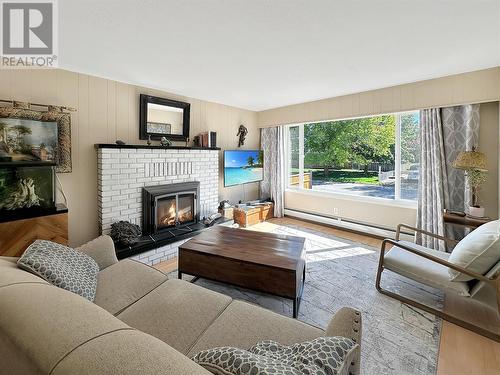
top-left (0, 99), bottom-right (76, 112)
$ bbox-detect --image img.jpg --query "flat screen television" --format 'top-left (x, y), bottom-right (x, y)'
top-left (224, 150), bottom-right (263, 187)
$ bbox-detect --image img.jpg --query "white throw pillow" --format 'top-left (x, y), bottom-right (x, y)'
top-left (448, 220), bottom-right (500, 281)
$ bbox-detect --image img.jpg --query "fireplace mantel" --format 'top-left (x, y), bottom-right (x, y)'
top-left (95, 143), bottom-right (220, 151)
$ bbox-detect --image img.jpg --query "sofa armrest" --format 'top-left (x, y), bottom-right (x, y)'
top-left (326, 307), bottom-right (362, 375)
top-left (76, 235), bottom-right (118, 270)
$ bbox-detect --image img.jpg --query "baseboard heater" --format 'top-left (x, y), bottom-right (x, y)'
top-left (284, 208), bottom-right (415, 242)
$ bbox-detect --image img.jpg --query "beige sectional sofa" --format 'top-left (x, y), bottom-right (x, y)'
top-left (0, 236), bottom-right (362, 375)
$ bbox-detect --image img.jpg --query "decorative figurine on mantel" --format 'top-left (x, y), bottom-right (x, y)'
top-left (160, 136), bottom-right (172, 147)
top-left (147, 135), bottom-right (152, 146)
top-left (193, 135), bottom-right (201, 147)
top-left (237, 124), bottom-right (248, 147)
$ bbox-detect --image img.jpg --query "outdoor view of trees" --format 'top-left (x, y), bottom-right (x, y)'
top-left (287, 112), bottom-right (420, 200)
top-left (304, 115), bottom-right (395, 176)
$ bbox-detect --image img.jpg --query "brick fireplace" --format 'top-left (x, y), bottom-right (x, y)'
top-left (96, 144), bottom-right (219, 264)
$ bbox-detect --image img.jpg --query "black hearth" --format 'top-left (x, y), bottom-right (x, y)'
top-left (142, 182), bottom-right (200, 235)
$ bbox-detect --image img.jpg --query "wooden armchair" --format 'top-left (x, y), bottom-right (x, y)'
top-left (376, 224), bottom-right (500, 342)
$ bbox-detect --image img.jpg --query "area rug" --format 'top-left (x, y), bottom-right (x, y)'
top-left (177, 222), bottom-right (443, 375)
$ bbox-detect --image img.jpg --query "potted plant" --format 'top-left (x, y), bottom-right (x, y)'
top-left (466, 168), bottom-right (488, 217)
top-left (453, 150), bottom-right (488, 217)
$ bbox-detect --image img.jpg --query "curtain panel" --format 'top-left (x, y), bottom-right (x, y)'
top-left (442, 105), bottom-right (480, 210)
top-left (260, 126), bottom-right (285, 217)
top-left (417, 108), bottom-right (449, 251)
top-left (417, 104), bottom-right (480, 251)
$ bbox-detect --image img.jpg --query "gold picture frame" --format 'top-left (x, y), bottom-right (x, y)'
top-left (0, 101), bottom-right (72, 173)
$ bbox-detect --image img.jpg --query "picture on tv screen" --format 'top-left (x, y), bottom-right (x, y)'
top-left (224, 150), bottom-right (264, 187)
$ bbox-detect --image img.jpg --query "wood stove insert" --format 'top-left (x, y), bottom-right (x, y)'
top-left (142, 182), bottom-right (200, 235)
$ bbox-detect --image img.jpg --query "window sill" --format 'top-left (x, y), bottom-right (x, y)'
top-left (285, 188), bottom-right (418, 209)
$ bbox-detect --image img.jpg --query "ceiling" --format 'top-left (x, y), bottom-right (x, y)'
top-left (59, 0), bottom-right (500, 111)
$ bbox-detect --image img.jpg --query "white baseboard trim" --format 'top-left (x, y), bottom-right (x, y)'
top-left (284, 208), bottom-right (415, 242)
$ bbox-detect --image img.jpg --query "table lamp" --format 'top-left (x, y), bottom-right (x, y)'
top-left (453, 150), bottom-right (487, 217)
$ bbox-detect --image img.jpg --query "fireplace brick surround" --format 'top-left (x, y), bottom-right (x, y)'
top-left (97, 145), bottom-right (219, 264)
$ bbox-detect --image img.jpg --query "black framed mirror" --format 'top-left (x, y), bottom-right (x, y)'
top-left (139, 94), bottom-right (190, 141)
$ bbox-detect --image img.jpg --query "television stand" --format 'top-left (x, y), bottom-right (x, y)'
top-left (233, 202), bottom-right (274, 228)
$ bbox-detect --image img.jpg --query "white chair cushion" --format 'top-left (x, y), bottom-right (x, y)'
top-left (384, 241), bottom-right (470, 296)
top-left (448, 220), bottom-right (500, 281)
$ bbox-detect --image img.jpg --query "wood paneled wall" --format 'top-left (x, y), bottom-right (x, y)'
top-left (258, 67), bottom-right (500, 127)
top-left (0, 69), bottom-right (258, 246)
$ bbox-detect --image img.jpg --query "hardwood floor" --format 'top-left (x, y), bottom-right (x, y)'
top-left (437, 320), bottom-right (500, 375)
top-left (437, 291), bottom-right (500, 374)
top-left (154, 217), bottom-right (500, 375)
top-left (154, 257), bottom-right (177, 274)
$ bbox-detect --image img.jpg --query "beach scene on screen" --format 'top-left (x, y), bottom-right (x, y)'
top-left (224, 150), bottom-right (263, 186)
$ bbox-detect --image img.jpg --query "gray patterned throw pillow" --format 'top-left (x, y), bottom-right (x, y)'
top-left (192, 336), bottom-right (358, 375)
top-left (17, 240), bottom-right (99, 301)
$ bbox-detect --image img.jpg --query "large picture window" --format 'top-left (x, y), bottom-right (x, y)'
top-left (285, 111), bottom-right (420, 202)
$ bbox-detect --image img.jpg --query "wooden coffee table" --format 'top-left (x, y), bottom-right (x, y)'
top-left (178, 226), bottom-right (306, 318)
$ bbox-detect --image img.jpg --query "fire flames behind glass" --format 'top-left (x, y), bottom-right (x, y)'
top-left (157, 194), bottom-right (194, 229)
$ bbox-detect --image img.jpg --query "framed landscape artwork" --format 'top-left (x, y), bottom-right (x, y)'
top-left (0, 102), bottom-right (72, 172)
top-left (0, 118), bottom-right (58, 164)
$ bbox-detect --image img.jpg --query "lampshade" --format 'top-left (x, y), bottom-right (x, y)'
top-left (453, 151), bottom-right (487, 171)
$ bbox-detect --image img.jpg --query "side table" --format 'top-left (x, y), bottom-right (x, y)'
top-left (443, 211), bottom-right (492, 229)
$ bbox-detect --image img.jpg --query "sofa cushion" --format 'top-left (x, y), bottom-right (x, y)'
top-left (0, 257), bottom-right (48, 287)
top-left (17, 240), bottom-right (99, 301)
top-left (0, 256), bottom-right (18, 263)
top-left (94, 259), bottom-right (168, 315)
top-left (75, 235), bottom-right (118, 270)
top-left (117, 278), bottom-right (232, 354)
top-left (192, 337), bottom-right (358, 375)
top-left (448, 220), bottom-right (500, 281)
top-left (52, 329), bottom-right (212, 375)
top-left (384, 241), bottom-right (470, 296)
top-left (0, 283), bottom-right (128, 375)
top-left (187, 300), bottom-right (323, 357)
